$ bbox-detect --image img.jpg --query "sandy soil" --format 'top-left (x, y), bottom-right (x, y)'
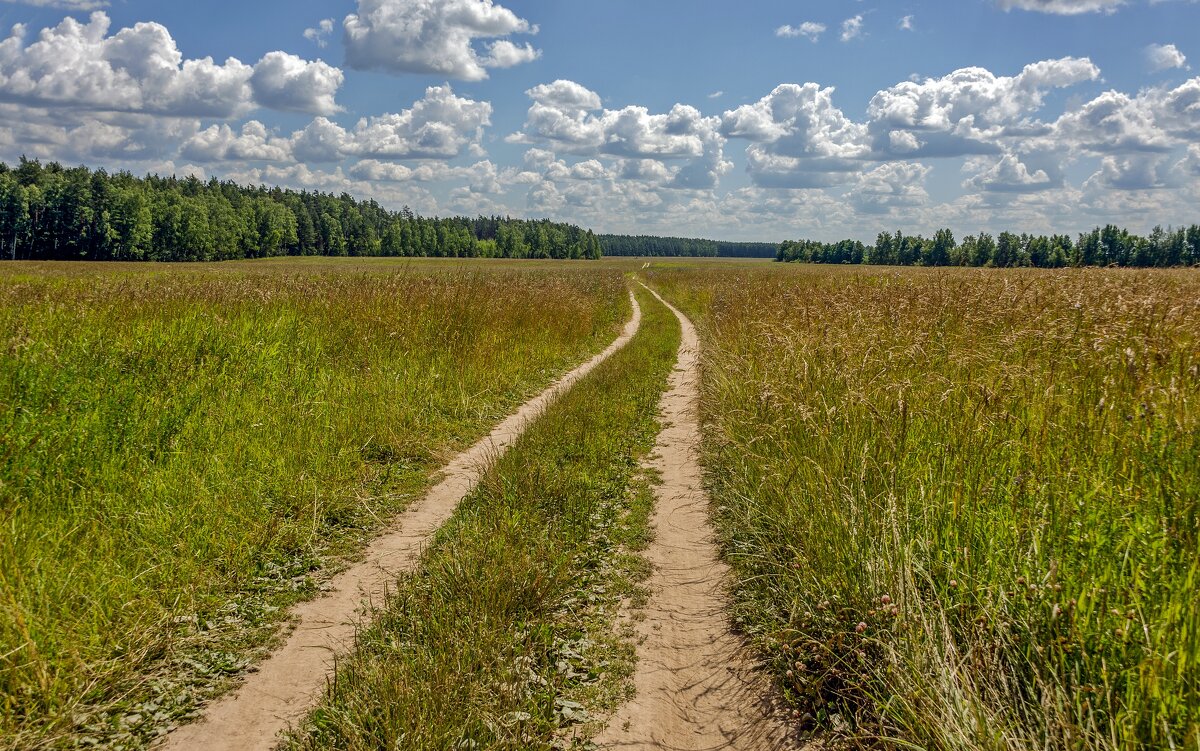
top-left (594, 284), bottom-right (796, 750)
top-left (159, 292), bottom-right (643, 751)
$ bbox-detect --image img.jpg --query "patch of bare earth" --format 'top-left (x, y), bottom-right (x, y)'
top-left (594, 284), bottom-right (797, 751)
top-left (158, 292), bottom-right (643, 751)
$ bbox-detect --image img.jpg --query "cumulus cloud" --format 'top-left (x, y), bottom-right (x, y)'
top-left (342, 0), bottom-right (539, 80)
top-left (776, 22), bottom-right (825, 42)
top-left (899, 15), bottom-right (916, 30)
top-left (181, 120), bottom-right (294, 163)
top-left (352, 84), bottom-right (492, 158)
top-left (303, 19), bottom-right (335, 48)
top-left (176, 84), bottom-right (491, 164)
top-left (511, 79), bottom-right (730, 190)
top-left (481, 39), bottom-right (540, 68)
top-left (0, 12), bottom-right (344, 117)
top-left (1084, 153), bottom-right (1168, 191)
top-left (1047, 77), bottom-right (1200, 155)
top-left (718, 58), bottom-right (1099, 190)
top-left (0, 103), bottom-right (201, 164)
top-left (720, 83), bottom-right (869, 187)
top-left (250, 52), bottom-right (343, 116)
top-left (995, 0), bottom-right (1127, 13)
top-left (1146, 43), bottom-right (1188, 71)
top-left (848, 162), bottom-right (931, 214)
top-left (867, 57), bottom-right (1100, 157)
top-left (840, 15), bottom-right (863, 42)
top-left (963, 153), bottom-right (1056, 192)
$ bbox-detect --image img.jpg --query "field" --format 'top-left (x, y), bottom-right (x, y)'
top-left (646, 263), bottom-right (1200, 749)
top-left (2, 257), bottom-right (1198, 750)
top-left (0, 259), bottom-right (627, 747)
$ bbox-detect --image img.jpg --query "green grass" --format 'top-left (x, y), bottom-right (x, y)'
top-left (0, 260), bottom-right (627, 749)
top-left (283, 283), bottom-right (680, 751)
top-left (645, 264), bottom-right (1200, 750)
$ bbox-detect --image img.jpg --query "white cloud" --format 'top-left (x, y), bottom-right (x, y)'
top-left (511, 80), bottom-right (730, 190)
top-left (250, 52), bottom-right (343, 116)
top-left (175, 84), bottom-right (491, 165)
top-left (181, 120), bottom-right (294, 163)
top-left (776, 22), bottom-right (825, 42)
top-left (995, 0), bottom-right (1127, 13)
top-left (963, 153), bottom-right (1056, 192)
top-left (1050, 90), bottom-right (1168, 152)
top-left (1146, 43), bottom-right (1188, 71)
top-left (342, 0), bottom-right (539, 81)
top-left (351, 83), bottom-right (492, 159)
top-left (867, 57), bottom-right (1100, 157)
top-left (720, 83), bottom-right (869, 187)
top-left (899, 15), bottom-right (916, 30)
top-left (1047, 77), bottom-right (1200, 155)
top-left (708, 90), bottom-right (724, 99)
top-left (481, 39), bottom-right (540, 68)
top-left (303, 19), bottom-right (335, 48)
top-left (840, 15), bottom-right (863, 42)
top-left (0, 12), bottom-right (343, 117)
top-left (1084, 153), bottom-right (1168, 190)
top-left (848, 162), bottom-right (931, 214)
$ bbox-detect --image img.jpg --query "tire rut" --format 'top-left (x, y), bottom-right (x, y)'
top-left (594, 284), bottom-right (796, 750)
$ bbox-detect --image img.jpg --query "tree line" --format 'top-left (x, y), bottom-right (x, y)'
top-left (599, 234), bottom-right (777, 258)
top-left (778, 226), bottom-right (1200, 268)
top-left (0, 159), bottom-right (602, 262)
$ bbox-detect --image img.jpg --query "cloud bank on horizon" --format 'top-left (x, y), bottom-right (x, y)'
top-left (0, 0), bottom-right (1197, 241)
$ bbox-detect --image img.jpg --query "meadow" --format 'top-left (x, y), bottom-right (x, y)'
top-left (0, 259), bottom-right (627, 748)
top-left (646, 264), bottom-right (1200, 749)
top-left (3, 256), bottom-right (1198, 751)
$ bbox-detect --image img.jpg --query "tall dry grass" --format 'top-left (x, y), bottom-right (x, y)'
top-left (648, 265), bottom-right (1200, 750)
top-left (0, 260), bottom-right (626, 748)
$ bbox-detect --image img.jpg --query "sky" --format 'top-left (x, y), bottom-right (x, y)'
top-left (0, 0), bottom-right (1197, 242)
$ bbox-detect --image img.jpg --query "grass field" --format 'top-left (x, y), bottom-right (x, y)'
top-left (0, 260), bottom-right (627, 748)
top-left (646, 264), bottom-right (1200, 749)
top-left (283, 285), bottom-right (680, 750)
top-left (4, 257), bottom-right (1198, 751)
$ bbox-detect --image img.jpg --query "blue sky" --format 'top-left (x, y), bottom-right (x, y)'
top-left (0, 0), bottom-right (1197, 241)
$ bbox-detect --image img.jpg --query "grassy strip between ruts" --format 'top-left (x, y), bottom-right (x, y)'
top-left (283, 283), bottom-right (680, 751)
top-left (0, 262), bottom-right (627, 749)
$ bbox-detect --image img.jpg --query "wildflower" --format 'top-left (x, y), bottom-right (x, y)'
top-left (856, 622), bottom-right (868, 634)
top-left (880, 594), bottom-right (892, 605)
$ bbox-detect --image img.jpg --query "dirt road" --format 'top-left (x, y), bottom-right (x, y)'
top-left (594, 284), bottom-right (794, 750)
top-left (160, 292), bottom-right (643, 751)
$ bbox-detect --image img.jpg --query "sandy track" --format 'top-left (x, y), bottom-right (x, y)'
top-left (594, 285), bottom-right (795, 750)
top-left (160, 291), bottom-right (643, 751)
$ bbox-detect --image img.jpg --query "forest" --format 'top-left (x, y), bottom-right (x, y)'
top-left (0, 160), bottom-right (602, 262)
top-left (778, 226), bottom-right (1200, 268)
top-left (598, 234), bottom-right (777, 258)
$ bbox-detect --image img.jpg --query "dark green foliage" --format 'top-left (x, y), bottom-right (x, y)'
top-left (779, 225), bottom-right (1200, 268)
top-left (0, 159), bottom-right (601, 262)
top-left (599, 234), bottom-right (777, 258)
